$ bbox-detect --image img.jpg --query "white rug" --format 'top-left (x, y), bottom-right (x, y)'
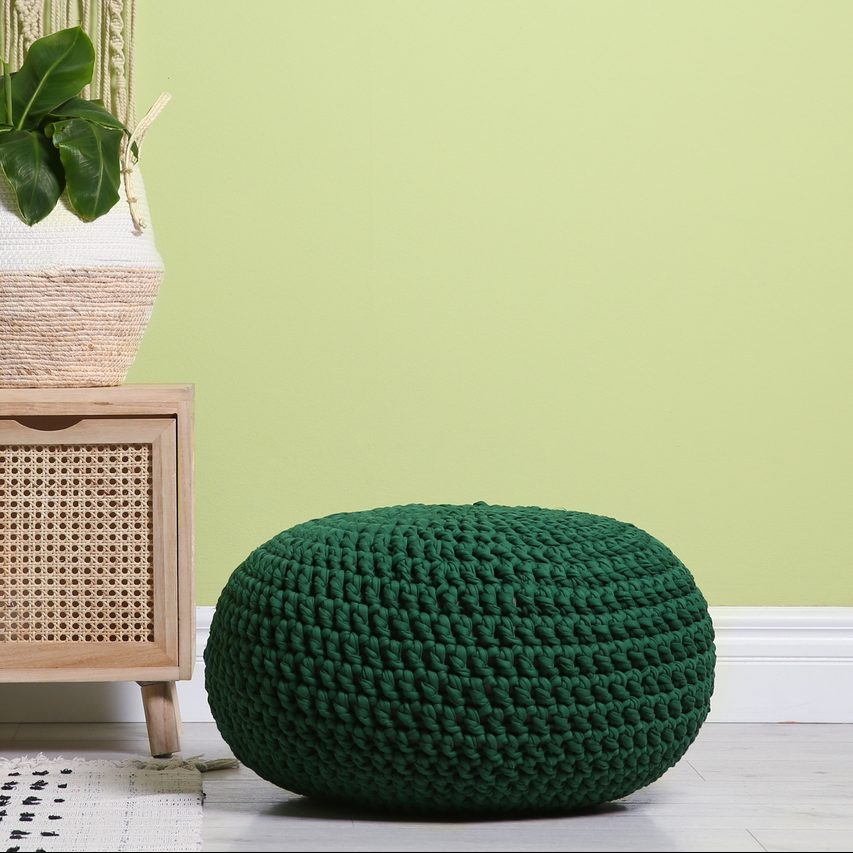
top-left (0, 755), bottom-right (234, 852)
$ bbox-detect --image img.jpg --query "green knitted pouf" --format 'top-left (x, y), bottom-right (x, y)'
top-left (205, 503), bottom-right (715, 814)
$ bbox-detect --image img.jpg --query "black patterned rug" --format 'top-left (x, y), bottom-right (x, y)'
top-left (1, 755), bottom-right (235, 852)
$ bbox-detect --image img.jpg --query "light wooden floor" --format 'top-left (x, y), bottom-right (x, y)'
top-left (1, 723), bottom-right (851, 852)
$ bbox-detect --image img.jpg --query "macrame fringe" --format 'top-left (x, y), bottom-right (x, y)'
top-left (0, 0), bottom-right (167, 231)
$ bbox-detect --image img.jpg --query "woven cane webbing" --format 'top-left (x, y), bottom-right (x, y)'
top-left (0, 442), bottom-right (154, 643)
top-left (205, 503), bottom-right (716, 815)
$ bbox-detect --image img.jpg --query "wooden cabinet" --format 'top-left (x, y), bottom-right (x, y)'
top-left (0, 385), bottom-right (194, 756)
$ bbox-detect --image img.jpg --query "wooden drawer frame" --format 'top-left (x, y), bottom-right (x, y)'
top-left (0, 385), bottom-right (194, 755)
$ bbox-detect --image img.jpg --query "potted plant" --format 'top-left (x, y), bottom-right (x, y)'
top-left (0, 23), bottom-right (164, 387)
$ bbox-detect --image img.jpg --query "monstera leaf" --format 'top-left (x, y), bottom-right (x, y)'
top-left (0, 129), bottom-right (64, 224)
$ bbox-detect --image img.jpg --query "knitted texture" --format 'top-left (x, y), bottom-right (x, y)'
top-left (205, 504), bottom-right (715, 814)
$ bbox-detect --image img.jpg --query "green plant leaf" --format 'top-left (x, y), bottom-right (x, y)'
top-left (48, 96), bottom-right (127, 131)
top-left (0, 69), bottom-right (15, 125)
top-left (49, 117), bottom-right (122, 221)
top-left (47, 95), bottom-right (138, 158)
top-left (11, 27), bottom-right (94, 130)
top-left (0, 130), bottom-right (64, 225)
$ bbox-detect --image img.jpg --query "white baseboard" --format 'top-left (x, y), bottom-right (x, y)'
top-left (706, 606), bottom-right (853, 723)
top-left (2, 606), bottom-right (851, 724)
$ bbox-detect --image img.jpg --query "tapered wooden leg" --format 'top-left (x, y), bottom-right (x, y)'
top-left (138, 681), bottom-right (182, 757)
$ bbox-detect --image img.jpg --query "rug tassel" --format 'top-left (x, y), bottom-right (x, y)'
top-left (1, 753), bottom-right (240, 773)
top-left (128, 756), bottom-right (240, 772)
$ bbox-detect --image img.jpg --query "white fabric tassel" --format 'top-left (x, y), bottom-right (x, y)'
top-left (129, 756), bottom-right (241, 773)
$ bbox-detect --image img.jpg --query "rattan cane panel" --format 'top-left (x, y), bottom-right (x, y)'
top-left (0, 443), bottom-right (155, 643)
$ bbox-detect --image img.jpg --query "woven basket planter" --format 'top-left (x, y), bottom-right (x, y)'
top-left (0, 175), bottom-right (164, 388)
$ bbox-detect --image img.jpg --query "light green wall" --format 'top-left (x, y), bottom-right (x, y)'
top-left (130, 1), bottom-right (853, 606)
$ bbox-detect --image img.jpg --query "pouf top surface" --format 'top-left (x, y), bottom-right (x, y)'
top-left (205, 503), bottom-right (715, 814)
top-left (262, 502), bottom-right (674, 588)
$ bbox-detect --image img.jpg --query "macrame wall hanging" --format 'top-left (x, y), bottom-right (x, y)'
top-left (2, 0), bottom-right (138, 126)
top-left (0, 0), bottom-right (169, 230)
top-left (0, 0), bottom-right (169, 388)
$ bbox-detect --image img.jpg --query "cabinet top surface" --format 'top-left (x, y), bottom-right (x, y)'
top-left (0, 384), bottom-right (194, 413)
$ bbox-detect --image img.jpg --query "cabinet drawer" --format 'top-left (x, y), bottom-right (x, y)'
top-left (0, 417), bottom-right (178, 680)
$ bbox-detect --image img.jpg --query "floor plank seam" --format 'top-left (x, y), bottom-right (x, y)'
top-left (746, 827), bottom-right (768, 851)
top-left (685, 760), bottom-right (707, 781)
